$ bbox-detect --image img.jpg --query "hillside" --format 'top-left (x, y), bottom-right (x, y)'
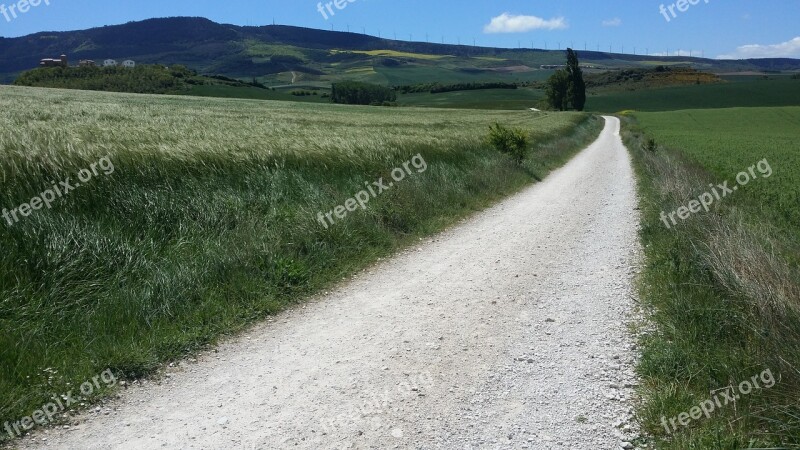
top-left (584, 66), bottom-right (722, 91)
top-left (2, 17), bottom-right (799, 85)
top-left (10, 64), bottom-right (332, 103)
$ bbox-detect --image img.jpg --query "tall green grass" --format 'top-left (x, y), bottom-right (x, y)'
top-left (621, 107), bottom-right (800, 448)
top-left (0, 86), bottom-right (602, 442)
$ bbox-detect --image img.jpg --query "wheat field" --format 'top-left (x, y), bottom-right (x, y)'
top-left (0, 85), bottom-right (598, 434)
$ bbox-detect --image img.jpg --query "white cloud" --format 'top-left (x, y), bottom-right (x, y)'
top-left (602, 18), bottom-right (622, 27)
top-left (483, 13), bottom-right (567, 34)
top-left (717, 36), bottom-right (800, 59)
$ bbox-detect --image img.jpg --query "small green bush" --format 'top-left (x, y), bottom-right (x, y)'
top-left (643, 137), bottom-right (658, 152)
top-left (488, 123), bottom-right (529, 164)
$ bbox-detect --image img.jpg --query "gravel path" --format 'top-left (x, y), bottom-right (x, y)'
top-left (19, 116), bottom-right (642, 450)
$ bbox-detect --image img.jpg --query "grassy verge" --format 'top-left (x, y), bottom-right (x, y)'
top-left (620, 109), bottom-right (800, 448)
top-left (0, 86), bottom-right (603, 443)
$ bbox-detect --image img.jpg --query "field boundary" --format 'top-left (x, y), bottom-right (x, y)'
top-left (620, 113), bottom-right (800, 448)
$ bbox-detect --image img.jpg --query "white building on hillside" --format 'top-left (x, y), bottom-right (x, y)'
top-left (122, 60), bottom-right (135, 68)
top-left (103, 59), bottom-right (117, 67)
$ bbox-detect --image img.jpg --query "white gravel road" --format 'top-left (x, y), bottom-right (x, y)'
top-left (19, 116), bottom-right (642, 450)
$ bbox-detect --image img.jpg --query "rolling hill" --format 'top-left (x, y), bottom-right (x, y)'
top-left (2, 17), bottom-right (799, 85)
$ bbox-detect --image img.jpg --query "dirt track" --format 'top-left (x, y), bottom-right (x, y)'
top-left (20, 116), bottom-right (642, 450)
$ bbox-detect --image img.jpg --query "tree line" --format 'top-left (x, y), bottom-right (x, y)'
top-left (13, 65), bottom-right (272, 95)
top-left (14, 65), bottom-right (196, 94)
top-left (396, 81), bottom-right (518, 94)
top-left (330, 81), bottom-right (396, 105)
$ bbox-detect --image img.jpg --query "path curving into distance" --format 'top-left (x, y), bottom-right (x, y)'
top-left (20, 116), bottom-right (642, 450)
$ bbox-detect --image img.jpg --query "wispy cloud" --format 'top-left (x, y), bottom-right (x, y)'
top-left (602, 18), bottom-right (622, 27)
top-left (483, 13), bottom-right (567, 33)
top-left (717, 36), bottom-right (800, 59)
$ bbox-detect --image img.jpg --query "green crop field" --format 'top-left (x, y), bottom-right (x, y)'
top-left (587, 77), bottom-right (800, 112)
top-left (635, 107), bottom-right (800, 235)
top-left (623, 107), bottom-right (800, 448)
top-left (398, 88), bottom-right (545, 110)
top-left (0, 85), bottom-right (601, 438)
top-left (185, 84), bottom-right (329, 103)
top-left (373, 65), bottom-right (550, 86)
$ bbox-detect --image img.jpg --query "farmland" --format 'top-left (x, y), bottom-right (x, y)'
top-left (622, 107), bottom-right (800, 448)
top-left (587, 76), bottom-right (800, 112)
top-left (401, 75), bottom-right (800, 113)
top-left (4, 3), bottom-right (800, 448)
top-left (636, 107), bottom-right (800, 235)
top-left (398, 87), bottom-right (545, 110)
top-left (0, 85), bottom-right (601, 438)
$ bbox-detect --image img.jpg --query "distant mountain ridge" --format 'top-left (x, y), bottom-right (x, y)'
top-left (1, 17), bottom-right (799, 84)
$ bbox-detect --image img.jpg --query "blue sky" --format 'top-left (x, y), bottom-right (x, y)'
top-left (1, 0), bottom-right (799, 59)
